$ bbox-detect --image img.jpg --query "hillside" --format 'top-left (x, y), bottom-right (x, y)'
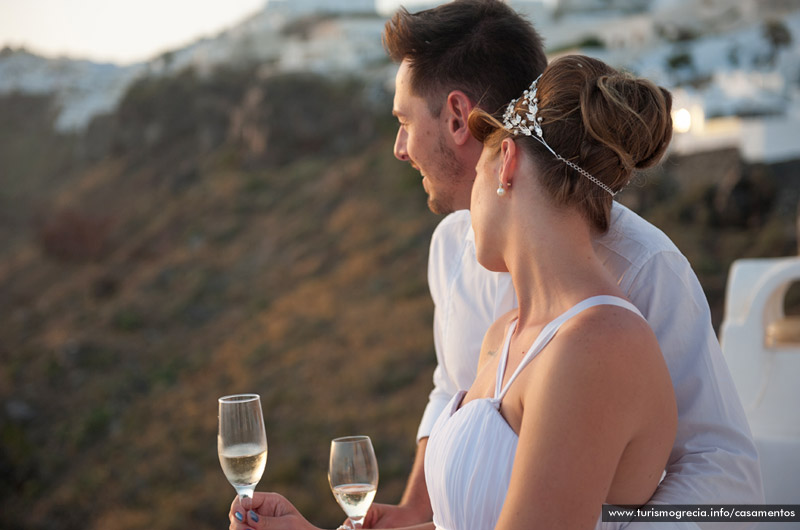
top-left (0, 66), bottom-right (440, 529)
top-left (1, 63), bottom-right (798, 530)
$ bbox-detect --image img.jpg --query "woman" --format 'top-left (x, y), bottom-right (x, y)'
top-left (230, 55), bottom-right (680, 530)
top-left (422, 54), bottom-right (677, 530)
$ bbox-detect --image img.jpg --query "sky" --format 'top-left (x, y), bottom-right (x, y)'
top-left (0, 0), bottom-right (430, 65)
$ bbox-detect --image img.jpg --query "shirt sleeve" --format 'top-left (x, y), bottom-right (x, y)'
top-left (416, 364), bottom-right (455, 441)
top-left (416, 213), bottom-right (467, 441)
top-left (628, 250), bottom-right (764, 514)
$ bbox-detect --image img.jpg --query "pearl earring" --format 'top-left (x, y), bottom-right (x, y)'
top-left (496, 185), bottom-right (505, 197)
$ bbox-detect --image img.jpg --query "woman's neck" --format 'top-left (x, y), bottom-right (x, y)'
top-left (504, 206), bottom-right (618, 330)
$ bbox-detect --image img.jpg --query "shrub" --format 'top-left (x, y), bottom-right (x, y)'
top-left (37, 208), bottom-right (113, 261)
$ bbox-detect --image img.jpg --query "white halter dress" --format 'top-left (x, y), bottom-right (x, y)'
top-left (424, 295), bottom-right (646, 530)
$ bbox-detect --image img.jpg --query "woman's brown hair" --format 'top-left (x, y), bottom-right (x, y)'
top-left (469, 55), bottom-right (673, 232)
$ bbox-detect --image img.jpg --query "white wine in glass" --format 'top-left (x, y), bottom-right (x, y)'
top-left (328, 435), bottom-right (379, 529)
top-left (218, 394), bottom-right (267, 500)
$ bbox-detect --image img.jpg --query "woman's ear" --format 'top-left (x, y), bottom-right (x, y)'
top-left (445, 90), bottom-right (475, 146)
top-left (499, 138), bottom-right (517, 189)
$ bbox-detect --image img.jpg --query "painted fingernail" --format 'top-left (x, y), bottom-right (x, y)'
top-left (235, 511), bottom-right (244, 522)
top-left (249, 510), bottom-right (260, 522)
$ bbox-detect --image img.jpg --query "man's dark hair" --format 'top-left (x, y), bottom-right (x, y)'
top-left (383, 0), bottom-right (547, 117)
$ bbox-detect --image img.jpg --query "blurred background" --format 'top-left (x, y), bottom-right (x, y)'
top-left (1, 0), bottom-right (798, 528)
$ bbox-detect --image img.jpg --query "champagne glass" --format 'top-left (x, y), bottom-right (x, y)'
top-left (218, 393), bottom-right (268, 500)
top-left (328, 435), bottom-right (379, 529)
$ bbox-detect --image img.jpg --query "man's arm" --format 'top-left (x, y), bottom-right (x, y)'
top-left (628, 251), bottom-right (764, 522)
top-left (362, 211), bottom-right (511, 528)
top-left (398, 438), bottom-right (433, 517)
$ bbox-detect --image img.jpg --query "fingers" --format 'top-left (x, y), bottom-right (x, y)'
top-left (229, 492), bottom-right (314, 530)
top-left (229, 492), bottom-right (269, 525)
top-left (247, 491), bottom-right (274, 513)
top-left (230, 495), bottom-right (244, 514)
top-left (246, 509), bottom-right (262, 529)
top-left (241, 495), bottom-right (254, 512)
top-left (361, 505), bottom-right (382, 528)
top-left (229, 508), bottom-right (264, 530)
top-left (229, 509), bottom-right (246, 530)
top-left (229, 496), bottom-right (245, 530)
top-left (252, 492), bottom-right (300, 517)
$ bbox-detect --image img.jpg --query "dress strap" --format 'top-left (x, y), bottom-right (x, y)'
top-left (493, 319), bottom-right (518, 401)
top-left (494, 295), bottom-right (643, 403)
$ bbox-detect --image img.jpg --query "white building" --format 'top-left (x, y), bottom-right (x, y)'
top-left (278, 16), bottom-right (387, 75)
top-left (555, 0), bottom-right (652, 14)
top-left (267, 0), bottom-right (376, 15)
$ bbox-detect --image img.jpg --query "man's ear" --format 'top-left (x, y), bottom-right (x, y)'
top-left (445, 90), bottom-right (476, 146)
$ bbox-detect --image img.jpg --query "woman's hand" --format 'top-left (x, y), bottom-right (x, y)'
top-left (359, 502), bottom-right (430, 529)
top-left (229, 492), bottom-right (321, 530)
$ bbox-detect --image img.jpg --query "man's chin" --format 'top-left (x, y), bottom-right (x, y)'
top-left (427, 196), bottom-right (454, 216)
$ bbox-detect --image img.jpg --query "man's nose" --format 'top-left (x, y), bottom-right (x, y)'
top-left (394, 127), bottom-right (409, 161)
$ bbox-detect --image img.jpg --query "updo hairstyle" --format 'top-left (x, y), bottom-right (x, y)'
top-left (468, 55), bottom-right (673, 233)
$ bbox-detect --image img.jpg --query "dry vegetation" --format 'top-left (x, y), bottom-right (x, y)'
top-left (0, 65), bottom-right (798, 530)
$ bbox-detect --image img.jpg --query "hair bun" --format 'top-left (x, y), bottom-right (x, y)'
top-left (581, 73), bottom-right (673, 173)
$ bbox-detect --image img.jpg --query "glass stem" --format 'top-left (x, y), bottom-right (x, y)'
top-left (236, 486), bottom-right (255, 501)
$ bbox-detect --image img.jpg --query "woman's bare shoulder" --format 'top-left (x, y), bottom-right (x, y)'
top-left (478, 309), bottom-right (519, 366)
top-left (558, 303), bottom-right (661, 366)
top-left (528, 304), bottom-right (670, 418)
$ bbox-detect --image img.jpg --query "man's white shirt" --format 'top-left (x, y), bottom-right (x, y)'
top-left (418, 204), bottom-right (763, 527)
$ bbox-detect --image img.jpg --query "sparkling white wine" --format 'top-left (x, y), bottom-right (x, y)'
top-left (332, 483), bottom-right (377, 519)
top-left (219, 442), bottom-right (267, 487)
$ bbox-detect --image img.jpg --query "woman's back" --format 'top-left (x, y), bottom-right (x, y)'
top-left (425, 296), bottom-right (677, 530)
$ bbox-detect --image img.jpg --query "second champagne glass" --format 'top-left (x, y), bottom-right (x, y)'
top-left (218, 393), bottom-right (268, 500)
top-left (328, 435), bottom-right (379, 529)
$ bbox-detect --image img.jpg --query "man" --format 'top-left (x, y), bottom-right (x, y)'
top-left (367, 0), bottom-right (763, 528)
top-left (229, 2), bottom-right (763, 529)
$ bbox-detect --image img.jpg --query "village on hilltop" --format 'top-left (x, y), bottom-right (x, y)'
top-left (0, 0), bottom-right (797, 163)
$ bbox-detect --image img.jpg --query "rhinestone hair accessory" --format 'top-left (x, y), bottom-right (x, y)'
top-left (502, 74), bottom-right (617, 197)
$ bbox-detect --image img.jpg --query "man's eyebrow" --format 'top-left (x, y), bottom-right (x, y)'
top-left (392, 108), bottom-right (406, 118)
